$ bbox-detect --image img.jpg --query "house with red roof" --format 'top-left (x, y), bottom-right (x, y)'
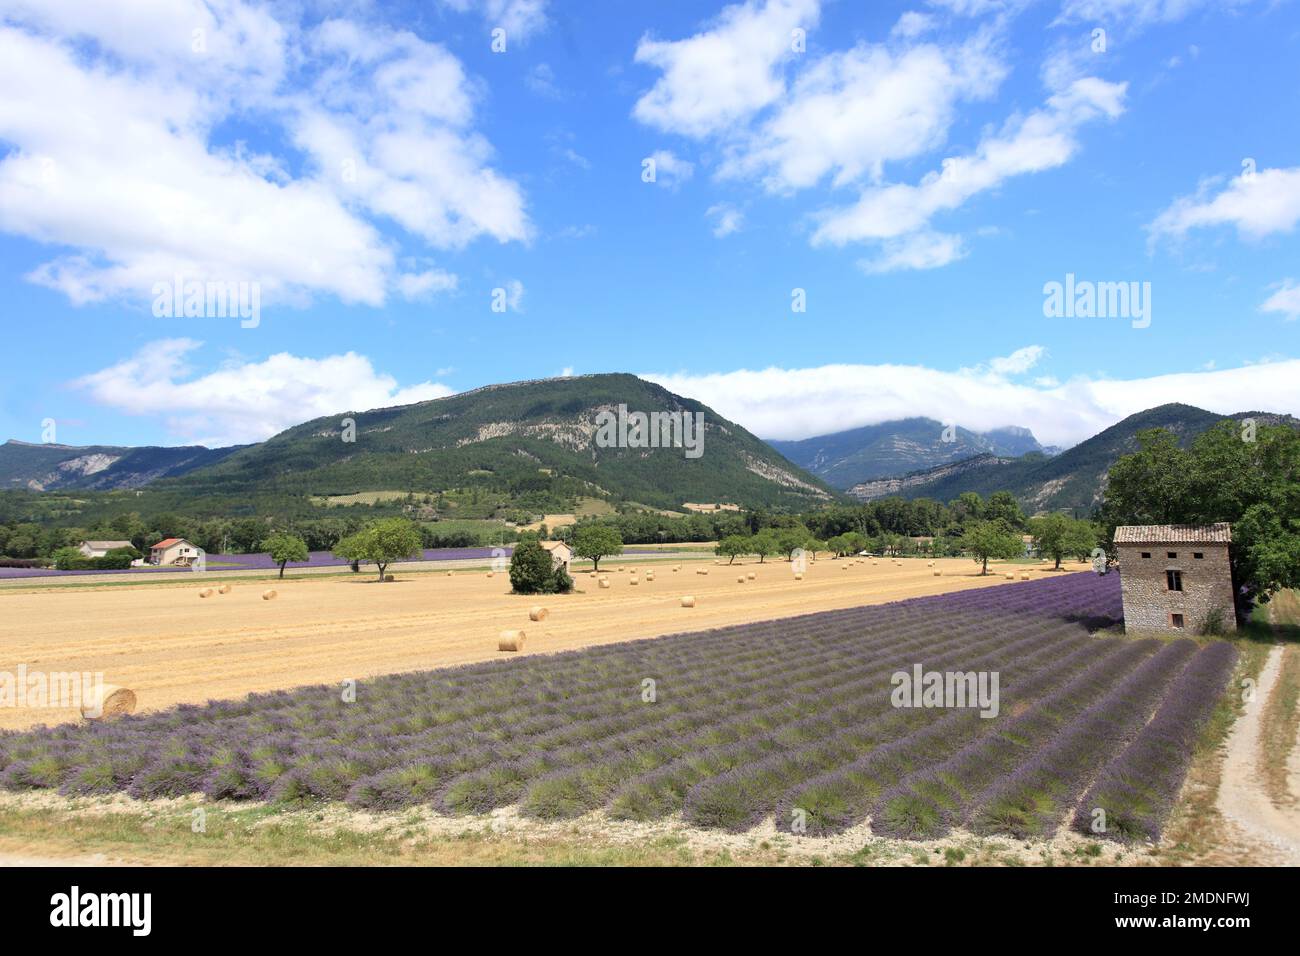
top-left (149, 538), bottom-right (200, 566)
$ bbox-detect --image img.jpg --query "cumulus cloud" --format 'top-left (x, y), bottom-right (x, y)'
top-left (1260, 280), bottom-right (1300, 321)
top-left (1148, 166), bottom-right (1300, 244)
top-left (0, 4), bottom-right (526, 312)
top-left (439, 0), bottom-right (549, 43)
top-left (859, 231), bottom-right (966, 273)
top-left (706, 203), bottom-right (745, 237)
top-left (813, 77), bottom-right (1126, 249)
top-left (1055, 0), bottom-right (1252, 28)
top-left (73, 339), bottom-right (453, 446)
top-left (633, 0), bottom-right (821, 138)
top-left (644, 354), bottom-right (1300, 448)
top-left (646, 150), bottom-right (695, 189)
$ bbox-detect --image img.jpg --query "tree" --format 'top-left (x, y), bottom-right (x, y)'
top-left (331, 518), bottom-right (422, 582)
top-left (51, 546), bottom-right (84, 570)
top-left (751, 529), bottom-right (778, 563)
top-left (263, 532), bottom-right (309, 579)
top-left (1030, 514), bottom-right (1096, 570)
top-left (960, 520), bottom-right (1023, 575)
top-left (1103, 421), bottom-right (1300, 607)
top-left (509, 534), bottom-right (573, 594)
top-left (776, 526), bottom-right (812, 561)
top-left (572, 523), bottom-right (623, 573)
top-left (716, 534), bottom-right (751, 565)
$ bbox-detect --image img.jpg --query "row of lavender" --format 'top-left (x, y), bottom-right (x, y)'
top-left (0, 573), bottom-right (1234, 842)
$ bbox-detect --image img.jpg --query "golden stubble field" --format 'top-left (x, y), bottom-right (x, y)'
top-left (0, 557), bottom-right (1081, 730)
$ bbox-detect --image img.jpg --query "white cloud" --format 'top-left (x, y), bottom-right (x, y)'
top-left (719, 34), bottom-right (1006, 192)
top-left (397, 270), bottom-right (459, 300)
top-left (633, 0), bottom-right (822, 138)
top-left (859, 231), bottom-right (967, 273)
top-left (988, 345), bottom-right (1047, 375)
top-left (504, 278), bottom-right (526, 311)
top-left (706, 203), bottom-right (745, 237)
top-left (73, 339), bottom-right (453, 446)
top-left (645, 356), bottom-right (1300, 448)
top-left (1148, 167), bottom-right (1300, 243)
top-left (646, 150), bottom-right (695, 189)
top-left (813, 77), bottom-right (1126, 251)
top-left (892, 12), bottom-right (938, 38)
top-left (440, 0), bottom-right (549, 42)
top-left (1056, 0), bottom-right (1251, 28)
top-left (526, 63), bottom-right (563, 99)
top-left (0, 6), bottom-right (529, 312)
top-left (1260, 280), bottom-right (1300, 321)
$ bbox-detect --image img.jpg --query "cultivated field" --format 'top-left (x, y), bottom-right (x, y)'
top-left (0, 573), bottom-right (1235, 848)
top-left (0, 556), bottom-right (1056, 730)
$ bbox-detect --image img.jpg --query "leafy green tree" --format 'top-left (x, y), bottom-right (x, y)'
top-left (51, 546), bottom-right (84, 570)
top-left (750, 529), bottom-right (778, 563)
top-left (332, 518), bottom-right (422, 582)
top-left (572, 523), bottom-right (623, 573)
top-left (1030, 514), bottom-right (1096, 570)
top-left (776, 526), bottom-right (811, 561)
top-left (263, 532), bottom-right (310, 579)
top-left (1103, 421), bottom-right (1300, 606)
top-left (508, 534), bottom-right (573, 594)
top-left (716, 534), bottom-right (751, 564)
top-left (960, 520), bottom-right (1023, 575)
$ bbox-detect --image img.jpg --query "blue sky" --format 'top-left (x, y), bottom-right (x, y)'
top-left (0, 0), bottom-right (1297, 451)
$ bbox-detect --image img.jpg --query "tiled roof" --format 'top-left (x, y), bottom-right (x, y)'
top-left (83, 540), bottom-right (132, 549)
top-left (151, 537), bottom-right (184, 549)
top-left (1113, 523), bottom-right (1232, 545)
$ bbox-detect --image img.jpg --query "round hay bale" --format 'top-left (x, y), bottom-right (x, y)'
top-left (737, 575), bottom-right (746, 583)
top-left (218, 584), bottom-right (232, 594)
top-left (927, 561), bottom-right (934, 567)
top-left (680, 595), bottom-right (696, 607)
top-left (498, 630), bottom-right (526, 652)
top-left (1021, 573), bottom-right (1030, 581)
top-left (199, 588), bottom-right (214, 598)
top-left (933, 569), bottom-right (942, 576)
top-left (528, 606), bottom-right (549, 622)
top-left (486, 571), bottom-right (494, 578)
top-left (384, 574), bottom-right (395, 582)
top-left (629, 577), bottom-right (640, 586)
top-left (842, 564), bottom-right (850, 570)
top-left (262, 589), bottom-right (277, 601)
top-left (794, 573), bottom-right (804, 581)
top-left (746, 572), bottom-right (756, 580)
top-left (447, 571), bottom-right (453, 577)
top-left (1005, 572), bottom-right (1015, 580)
top-left (599, 578), bottom-right (611, 589)
top-left (80, 684), bottom-right (136, 721)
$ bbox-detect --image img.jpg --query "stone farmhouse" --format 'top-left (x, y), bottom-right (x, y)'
top-left (1114, 523), bottom-right (1235, 632)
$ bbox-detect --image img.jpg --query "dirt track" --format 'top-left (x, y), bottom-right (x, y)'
top-left (0, 557), bottom-right (1073, 731)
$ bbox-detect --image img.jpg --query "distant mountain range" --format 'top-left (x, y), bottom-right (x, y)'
top-left (767, 417), bottom-right (1055, 489)
top-left (0, 440), bottom-right (241, 491)
top-left (5, 385), bottom-right (1293, 518)
top-left (844, 404), bottom-right (1300, 512)
top-left (1, 374), bottom-right (831, 511)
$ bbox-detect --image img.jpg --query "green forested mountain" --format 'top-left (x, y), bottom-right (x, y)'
top-left (144, 373), bottom-right (834, 512)
top-left (847, 404), bottom-right (1298, 512)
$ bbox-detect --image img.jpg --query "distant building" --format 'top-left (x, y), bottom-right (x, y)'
top-left (539, 540), bottom-right (572, 572)
top-left (1020, 534), bottom-right (1038, 558)
top-left (150, 538), bottom-right (200, 566)
top-left (1114, 523), bottom-right (1235, 632)
top-left (78, 540), bottom-right (133, 558)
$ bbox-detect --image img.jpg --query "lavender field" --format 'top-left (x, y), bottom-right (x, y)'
top-left (0, 572), bottom-right (1235, 843)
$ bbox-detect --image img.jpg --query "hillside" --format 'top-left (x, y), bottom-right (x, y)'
top-left (0, 440), bottom-right (240, 491)
top-left (150, 373), bottom-right (835, 512)
top-left (768, 418), bottom-right (1050, 489)
top-left (846, 404), bottom-right (1297, 511)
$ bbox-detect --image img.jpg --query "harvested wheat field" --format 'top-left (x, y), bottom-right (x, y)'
top-left (0, 557), bottom-right (1076, 730)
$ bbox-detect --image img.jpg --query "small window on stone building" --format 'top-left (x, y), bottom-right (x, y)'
top-left (1141, 552), bottom-right (1151, 559)
top-left (1166, 570), bottom-right (1183, 592)
top-left (1193, 552), bottom-right (1204, 559)
top-left (1170, 613), bottom-right (1185, 629)
top-left (1167, 551), bottom-right (1177, 559)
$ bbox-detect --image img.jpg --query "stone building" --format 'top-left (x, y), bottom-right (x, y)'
top-left (1114, 523), bottom-right (1236, 632)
